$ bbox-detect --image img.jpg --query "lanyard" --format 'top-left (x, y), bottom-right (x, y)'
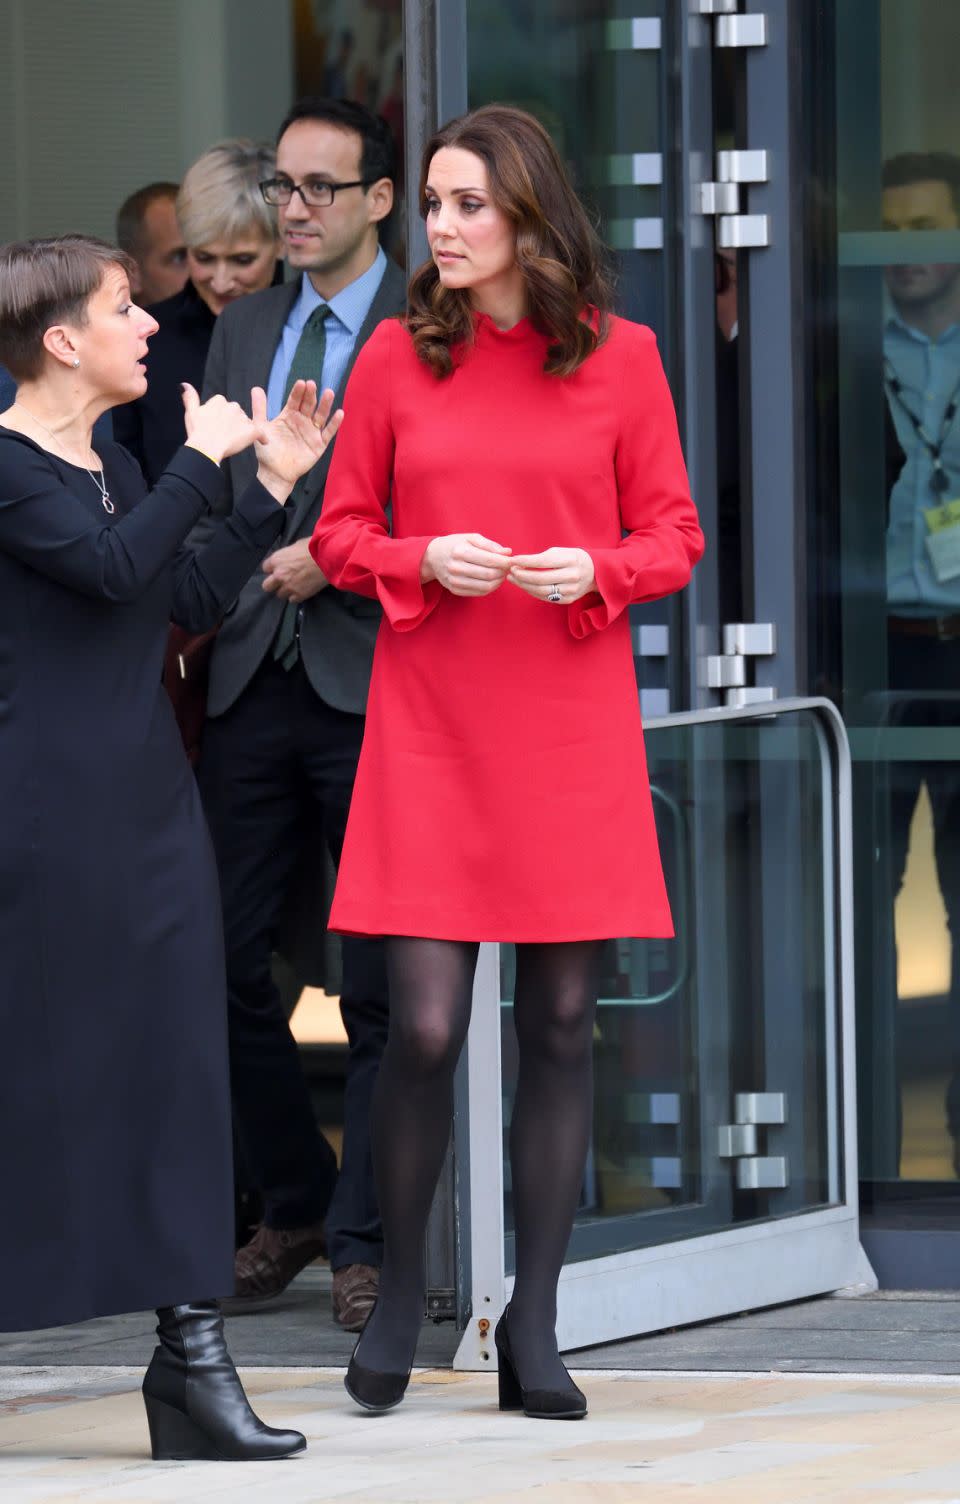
top-left (884, 358), bottom-right (960, 496)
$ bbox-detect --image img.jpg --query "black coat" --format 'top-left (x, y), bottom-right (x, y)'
top-left (0, 431), bottom-right (285, 1330)
top-left (113, 283), bottom-right (216, 485)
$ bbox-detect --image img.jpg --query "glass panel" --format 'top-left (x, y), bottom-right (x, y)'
top-left (466, 1), bottom-right (665, 326)
top-left (498, 709), bottom-right (842, 1270)
top-left (293, 1), bottom-right (407, 266)
top-left (464, 1), bottom-right (688, 719)
top-left (816, 2), bottom-right (960, 1215)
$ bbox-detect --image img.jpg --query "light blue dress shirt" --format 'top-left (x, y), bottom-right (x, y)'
top-left (265, 247), bottom-right (388, 420)
top-left (885, 312), bottom-right (960, 613)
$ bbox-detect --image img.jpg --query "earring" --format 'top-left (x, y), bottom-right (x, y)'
top-left (72, 358), bottom-right (80, 369)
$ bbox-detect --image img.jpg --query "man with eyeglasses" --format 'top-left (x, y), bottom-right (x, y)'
top-left (196, 97), bottom-right (404, 1331)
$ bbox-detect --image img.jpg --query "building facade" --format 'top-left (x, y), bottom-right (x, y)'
top-left (5, 0), bottom-right (959, 1353)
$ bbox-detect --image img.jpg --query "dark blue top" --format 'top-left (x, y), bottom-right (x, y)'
top-left (0, 430), bottom-right (286, 1330)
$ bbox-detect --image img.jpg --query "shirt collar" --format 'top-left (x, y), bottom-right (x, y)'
top-left (885, 297), bottom-right (960, 345)
top-left (289, 247), bottom-right (388, 336)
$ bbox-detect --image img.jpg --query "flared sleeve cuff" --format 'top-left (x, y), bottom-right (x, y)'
top-left (310, 529), bottom-right (443, 632)
top-left (567, 547), bottom-right (632, 637)
top-left (376, 535), bottom-right (443, 631)
top-left (568, 529), bottom-right (702, 639)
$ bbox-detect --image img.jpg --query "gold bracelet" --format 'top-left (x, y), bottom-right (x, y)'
top-left (185, 443), bottom-right (221, 468)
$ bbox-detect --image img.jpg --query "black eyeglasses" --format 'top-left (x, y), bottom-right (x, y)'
top-left (259, 176), bottom-right (371, 208)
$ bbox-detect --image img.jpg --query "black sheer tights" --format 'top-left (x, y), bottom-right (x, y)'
top-left (356, 936), bottom-right (601, 1394)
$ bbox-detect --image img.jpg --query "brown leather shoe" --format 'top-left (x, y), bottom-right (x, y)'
top-left (332, 1263), bottom-right (380, 1332)
top-left (231, 1220), bottom-right (328, 1303)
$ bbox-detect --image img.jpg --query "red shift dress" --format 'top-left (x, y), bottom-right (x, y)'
top-left (310, 312), bottom-right (704, 942)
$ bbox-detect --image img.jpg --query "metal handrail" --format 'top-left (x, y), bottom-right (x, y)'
top-left (453, 693), bottom-right (860, 1369)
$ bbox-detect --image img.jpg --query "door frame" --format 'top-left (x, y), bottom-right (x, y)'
top-left (401, 0), bottom-right (877, 1363)
top-left (453, 699), bottom-right (874, 1371)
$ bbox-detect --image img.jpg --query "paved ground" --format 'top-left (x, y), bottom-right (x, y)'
top-left (3, 1364), bottom-right (960, 1501)
top-left (6, 1278), bottom-right (960, 1499)
top-left (4, 1267), bottom-right (960, 1375)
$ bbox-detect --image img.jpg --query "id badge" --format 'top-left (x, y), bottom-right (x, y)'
top-left (924, 499), bottom-right (960, 583)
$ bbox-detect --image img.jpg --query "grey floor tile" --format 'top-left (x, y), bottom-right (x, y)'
top-left (4, 1283), bottom-right (960, 1375)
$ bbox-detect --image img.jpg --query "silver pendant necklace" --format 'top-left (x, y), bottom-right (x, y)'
top-left (12, 400), bottom-right (115, 514)
top-left (83, 465), bottom-right (116, 514)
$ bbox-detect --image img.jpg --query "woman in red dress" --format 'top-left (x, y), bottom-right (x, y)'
top-left (310, 105), bottom-right (704, 1420)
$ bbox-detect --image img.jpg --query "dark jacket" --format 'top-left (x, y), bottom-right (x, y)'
top-left (113, 283), bottom-right (216, 485)
top-left (198, 257), bottom-right (407, 719)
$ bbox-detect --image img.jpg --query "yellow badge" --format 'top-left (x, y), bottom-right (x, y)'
top-left (924, 498), bottom-right (960, 582)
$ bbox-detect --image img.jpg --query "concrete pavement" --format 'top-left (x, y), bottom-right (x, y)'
top-left (2, 1363), bottom-right (960, 1502)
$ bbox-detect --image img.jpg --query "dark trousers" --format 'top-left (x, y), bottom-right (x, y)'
top-left (198, 655), bottom-right (388, 1270)
top-left (887, 630), bottom-right (960, 1136)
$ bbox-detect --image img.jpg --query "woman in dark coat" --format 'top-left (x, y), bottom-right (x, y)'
top-left (0, 234), bottom-right (341, 1461)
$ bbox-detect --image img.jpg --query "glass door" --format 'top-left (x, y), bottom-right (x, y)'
top-left (406, 0), bottom-right (872, 1361)
top-left (808, 0), bottom-right (960, 1284)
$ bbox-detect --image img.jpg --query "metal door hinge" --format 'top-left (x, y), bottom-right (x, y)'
top-left (718, 1089), bottom-right (789, 1189)
top-left (716, 13), bottom-right (768, 48)
top-left (737, 1156), bottom-right (788, 1190)
top-left (717, 149), bottom-right (769, 185)
top-left (695, 1), bottom-right (768, 47)
top-left (736, 1091), bottom-right (787, 1124)
top-left (698, 152), bottom-right (769, 232)
top-left (702, 623), bottom-right (777, 706)
top-left (725, 685), bottom-right (777, 708)
top-left (705, 653), bottom-right (746, 690)
top-left (724, 623), bottom-right (776, 656)
top-left (719, 213), bottom-right (770, 248)
top-left (425, 1288), bottom-right (457, 1320)
top-left (718, 1123), bottom-right (757, 1157)
top-left (699, 181), bottom-right (740, 217)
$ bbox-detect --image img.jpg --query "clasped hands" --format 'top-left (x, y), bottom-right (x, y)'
top-left (181, 378), bottom-right (338, 602)
top-left (420, 534), bottom-right (596, 605)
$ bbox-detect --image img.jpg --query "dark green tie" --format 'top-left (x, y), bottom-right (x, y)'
top-left (273, 304), bottom-right (331, 671)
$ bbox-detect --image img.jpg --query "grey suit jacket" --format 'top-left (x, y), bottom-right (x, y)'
top-left (199, 258), bottom-right (406, 718)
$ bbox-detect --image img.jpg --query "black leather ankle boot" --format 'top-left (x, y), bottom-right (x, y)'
top-left (142, 1301), bottom-right (307, 1461)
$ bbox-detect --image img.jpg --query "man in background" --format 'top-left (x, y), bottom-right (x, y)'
top-left (116, 182), bottom-right (188, 306)
top-left (882, 151), bottom-right (960, 1170)
top-left (198, 97), bottom-right (403, 1331)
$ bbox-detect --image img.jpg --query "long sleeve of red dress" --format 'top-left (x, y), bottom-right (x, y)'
top-left (310, 312), bottom-right (704, 943)
top-left (311, 319), bottom-right (441, 631)
top-left (569, 325), bottom-right (704, 636)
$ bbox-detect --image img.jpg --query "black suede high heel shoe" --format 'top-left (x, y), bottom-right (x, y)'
top-left (494, 1305), bottom-right (587, 1420)
top-left (142, 1301), bottom-right (306, 1461)
top-left (344, 1304), bottom-right (413, 1414)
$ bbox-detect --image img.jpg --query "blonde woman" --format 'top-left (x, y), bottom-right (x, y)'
top-left (114, 139), bottom-right (281, 483)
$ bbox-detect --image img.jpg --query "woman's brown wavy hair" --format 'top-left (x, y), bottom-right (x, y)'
top-left (407, 104), bottom-right (614, 379)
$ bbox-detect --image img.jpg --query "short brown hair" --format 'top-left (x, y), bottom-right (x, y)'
top-left (0, 235), bottom-right (136, 381)
top-left (882, 152), bottom-right (960, 215)
top-left (116, 182), bottom-right (179, 258)
top-left (407, 104), bottom-right (614, 379)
